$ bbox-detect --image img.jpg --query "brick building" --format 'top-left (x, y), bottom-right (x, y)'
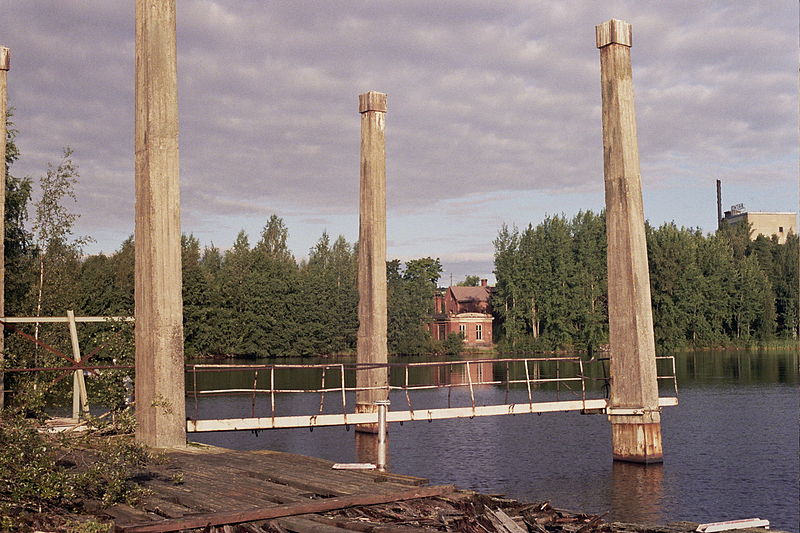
top-left (429, 280), bottom-right (494, 347)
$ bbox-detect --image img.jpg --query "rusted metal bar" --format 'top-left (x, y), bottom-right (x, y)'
top-left (579, 359), bottom-right (587, 410)
top-left (0, 316), bottom-right (134, 323)
top-left (524, 360), bottom-right (533, 408)
top-left (187, 356), bottom-right (583, 371)
top-left (3, 365), bottom-right (133, 372)
top-left (192, 365), bottom-right (198, 421)
top-left (504, 360), bottom-right (510, 404)
top-left (251, 370), bottom-right (258, 418)
top-left (466, 361), bottom-right (475, 413)
top-left (270, 367), bottom-right (275, 420)
top-left (319, 366), bottom-right (326, 413)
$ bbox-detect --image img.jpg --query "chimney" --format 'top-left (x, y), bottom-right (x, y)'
top-left (481, 279), bottom-right (488, 287)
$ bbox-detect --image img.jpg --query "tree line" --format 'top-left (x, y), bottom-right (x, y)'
top-left (3, 117), bottom-right (798, 409)
top-left (2, 121), bottom-right (445, 409)
top-left (493, 211), bottom-right (799, 352)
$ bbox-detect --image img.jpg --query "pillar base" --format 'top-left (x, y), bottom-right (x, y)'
top-left (611, 420), bottom-right (663, 464)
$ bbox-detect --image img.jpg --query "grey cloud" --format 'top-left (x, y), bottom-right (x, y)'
top-left (2, 1), bottom-right (795, 250)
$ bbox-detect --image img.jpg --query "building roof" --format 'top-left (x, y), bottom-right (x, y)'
top-left (450, 286), bottom-right (491, 303)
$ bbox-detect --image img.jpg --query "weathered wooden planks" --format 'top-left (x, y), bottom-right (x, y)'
top-left (118, 484), bottom-right (455, 532)
top-left (107, 445), bottom-right (431, 531)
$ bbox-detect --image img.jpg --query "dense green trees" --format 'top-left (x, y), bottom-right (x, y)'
top-left (62, 222), bottom-right (437, 359)
top-left (387, 257), bottom-right (442, 354)
top-left (493, 211), bottom-right (798, 351)
top-left (3, 113), bottom-right (33, 316)
top-left (493, 212), bottom-right (607, 352)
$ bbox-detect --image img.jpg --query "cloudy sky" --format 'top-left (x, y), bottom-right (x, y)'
top-left (2, 2), bottom-right (797, 282)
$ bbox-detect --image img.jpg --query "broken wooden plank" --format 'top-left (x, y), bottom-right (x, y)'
top-left (118, 484), bottom-right (455, 533)
top-left (142, 497), bottom-right (193, 519)
top-left (275, 515), bottom-right (355, 532)
top-left (490, 508), bottom-right (527, 533)
top-left (333, 463), bottom-right (377, 470)
top-left (301, 513), bottom-right (436, 532)
top-left (103, 504), bottom-right (161, 524)
top-left (696, 519), bottom-right (770, 533)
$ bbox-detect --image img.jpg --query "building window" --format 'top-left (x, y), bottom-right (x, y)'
top-left (438, 324), bottom-right (445, 340)
top-left (475, 324), bottom-right (482, 341)
top-left (459, 324), bottom-right (466, 338)
top-left (779, 226), bottom-right (784, 233)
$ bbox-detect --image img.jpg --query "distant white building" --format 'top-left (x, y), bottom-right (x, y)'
top-left (722, 204), bottom-right (797, 244)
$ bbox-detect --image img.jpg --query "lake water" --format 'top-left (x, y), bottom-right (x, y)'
top-left (188, 350), bottom-right (799, 531)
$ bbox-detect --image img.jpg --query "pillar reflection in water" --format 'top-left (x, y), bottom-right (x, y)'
top-left (355, 431), bottom-right (389, 469)
top-left (610, 461), bottom-right (664, 524)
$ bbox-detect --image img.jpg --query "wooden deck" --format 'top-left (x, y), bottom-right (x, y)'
top-left (104, 443), bottom-right (450, 532)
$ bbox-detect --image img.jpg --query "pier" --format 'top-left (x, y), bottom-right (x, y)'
top-left (104, 444), bottom-right (443, 532)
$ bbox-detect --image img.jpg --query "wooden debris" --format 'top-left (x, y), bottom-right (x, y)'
top-left (696, 519), bottom-right (770, 532)
top-left (118, 484), bottom-right (455, 532)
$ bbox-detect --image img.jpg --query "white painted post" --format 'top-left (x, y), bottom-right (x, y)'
top-left (375, 399), bottom-right (390, 471)
top-left (67, 310), bottom-right (89, 418)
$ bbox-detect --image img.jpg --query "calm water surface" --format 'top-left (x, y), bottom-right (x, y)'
top-left (188, 350), bottom-right (799, 531)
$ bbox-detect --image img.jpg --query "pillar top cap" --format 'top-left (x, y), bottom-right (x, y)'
top-left (0, 47), bottom-right (9, 71)
top-left (359, 91), bottom-right (387, 113)
top-left (596, 19), bottom-right (632, 48)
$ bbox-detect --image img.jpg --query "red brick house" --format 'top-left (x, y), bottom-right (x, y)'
top-left (429, 280), bottom-right (494, 347)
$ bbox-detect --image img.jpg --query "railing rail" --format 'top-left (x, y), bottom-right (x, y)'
top-left (186, 356), bottom-right (679, 432)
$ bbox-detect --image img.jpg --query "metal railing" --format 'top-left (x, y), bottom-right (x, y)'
top-left (186, 356), bottom-right (679, 432)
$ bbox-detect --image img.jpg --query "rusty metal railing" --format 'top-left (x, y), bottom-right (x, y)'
top-left (185, 356), bottom-right (679, 432)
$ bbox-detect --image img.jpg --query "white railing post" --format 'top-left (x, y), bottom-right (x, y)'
top-left (67, 310), bottom-right (89, 418)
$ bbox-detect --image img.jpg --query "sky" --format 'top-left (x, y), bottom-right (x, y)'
top-left (2, 2), bottom-right (797, 284)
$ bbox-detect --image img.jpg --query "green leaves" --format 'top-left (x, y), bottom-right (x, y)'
top-left (493, 212), bottom-right (795, 351)
top-left (493, 212), bottom-right (607, 352)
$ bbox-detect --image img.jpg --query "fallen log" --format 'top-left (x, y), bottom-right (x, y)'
top-left (117, 484), bottom-right (455, 533)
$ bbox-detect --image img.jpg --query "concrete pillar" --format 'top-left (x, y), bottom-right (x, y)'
top-left (0, 46), bottom-right (8, 411)
top-left (356, 91), bottom-right (389, 432)
top-left (596, 19), bottom-right (663, 463)
top-left (134, 0), bottom-right (186, 448)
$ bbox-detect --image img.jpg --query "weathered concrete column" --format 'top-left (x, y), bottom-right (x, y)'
top-left (356, 91), bottom-right (389, 432)
top-left (596, 19), bottom-right (663, 463)
top-left (0, 46), bottom-right (8, 411)
top-left (134, 0), bottom-right (186, 448)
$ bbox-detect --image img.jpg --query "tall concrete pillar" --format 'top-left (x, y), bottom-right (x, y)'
top-left (356, 91), bottom-right (389, 432)
top-left (134, 0), bottom-right (186, 448)
top-left (596, 19), bottom-right (663, 463)
top-left (0, 46), bottom-right (8, 411)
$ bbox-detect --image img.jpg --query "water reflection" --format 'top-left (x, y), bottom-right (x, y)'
top-left (610, 462), bottom-right (664, 524)
top-left (188, 349), bottom-right (799, 532)
top-left (434, 361), bottom-right (495, 386)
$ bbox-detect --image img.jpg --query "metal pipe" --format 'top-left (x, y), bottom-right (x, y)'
top-left (375, 399), bottom-right (390, 471)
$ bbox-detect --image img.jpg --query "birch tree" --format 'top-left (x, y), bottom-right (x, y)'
top-left (31, 147), bottom-right (91, 339)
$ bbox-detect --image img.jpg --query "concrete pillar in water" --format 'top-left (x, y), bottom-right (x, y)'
top-left (356, 91), bottom-right (389, 432)
top-left (134, 0), bottom-right (186, 448)
top-left (0, 46), bottom-right (8, 411)
top-left (596, 19), bottom-right (663, 463)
